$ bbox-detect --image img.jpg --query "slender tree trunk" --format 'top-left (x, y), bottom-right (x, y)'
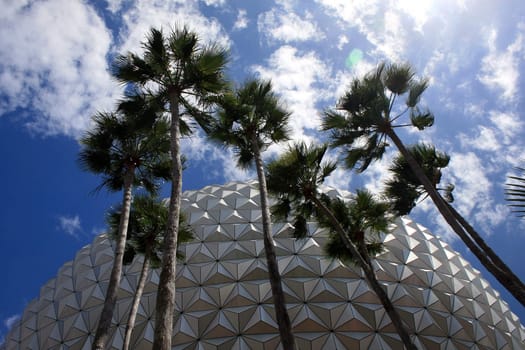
top-left (153, 91), bottom-right (182, 350)
top-left (92, 170), bottom-right (135, 350)
top-left (123, 252), bottom-right (151, 350)
top-left (252, 141), bottom-right (296, 350)
top-left (446, 203), bottom-right (525, 289)
top-left (386, 129), bottom-right (525, 307)
top-left (311, 196), bottom-right (417, 350)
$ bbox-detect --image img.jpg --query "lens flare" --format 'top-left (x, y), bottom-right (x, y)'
top-left (345, 49), bottom-right (363, 69)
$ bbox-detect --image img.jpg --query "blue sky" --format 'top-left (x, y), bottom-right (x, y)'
top-left (1, 0), bottom-right (525, 342)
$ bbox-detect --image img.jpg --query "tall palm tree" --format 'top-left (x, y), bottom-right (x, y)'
top-left (322, 190), bottom-right (389, 270)
top-left (385, 144), bottom-right (525, 303)
top-left (267, 143), bottom-right (417, 350)
top-left (322, 62), bottom-right (525, 307)
top-left (79, 107), bottom-right (171, 350)
top-left (384, 143), bottom-right (453, 216)
top-left (106, 195), bottom-right (193, 350)
top-left (506, 167), bottom-right (525, 218)
top-left (207, 78), bottom-right (295, 349)
top-left (113, 26), bottom-right (229, 349)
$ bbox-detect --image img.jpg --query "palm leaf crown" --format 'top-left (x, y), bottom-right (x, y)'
top-left (112, 26), bottom-right (229, 135)
top-left (209, 78), bottom-right (291, 168)
top-left (384, 143), bottom-right (454, 215)
top-left (322, 191), bottom-right (390, 265)
top-left (322, 62), bottom-right (433, 172)
top-left (267, 142), bottom-right (337, 238)
top-left (78, 106), bottom-right (171, 194)
top-left (107, 195), bottom-right (194, 267)
top-left (506, 167), bottom-right (525, 218)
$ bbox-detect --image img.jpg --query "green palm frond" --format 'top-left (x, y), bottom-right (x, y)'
top-left (323, 61), bottom-right (431, 173)
top-left (506, 167), bottom-right (525, 218)
top-left (207, 78), bottom-right (290, 169)
top-left (267, 142), bottom-right (336, 238)
top-left (78, 96), bottom-right (171, 194)
top-left (107, 195), bottom-right (194, 267)
top-left (316, 190), bottom-right (390, 265)
top-left (383, 62), bottom-right (414, 94)
top-left (384, 143), bottom-right (451, 215)
top-left (407, 78), bottom-right (429, 107)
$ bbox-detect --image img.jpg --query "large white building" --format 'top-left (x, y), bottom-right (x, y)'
top-left (4, 181), bottom-right (525, 349)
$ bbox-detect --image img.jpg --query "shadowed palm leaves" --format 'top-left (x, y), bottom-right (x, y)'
top-left (384, 143), bottom-right (453, 215)
top-left (322, 190), bottom-right (389, 268)
top-left (506, 167), bottom-right (525, 218)
top-left (322, 62), bottom-right (433, 172)
top-left (323, 62), bottom-right (525, 307)
top-left (267, 143), bottom-right (417, 350)
top-left (113, 26), bottom-right (228, 349)
top-left (207, 78), bottom-right (295, 349)
top-left (79, 106), bottom-right (171, 350)
top-left (386, 145), bottom-right (525, 305)
top-left (106, 195), bottom-right (193, 350)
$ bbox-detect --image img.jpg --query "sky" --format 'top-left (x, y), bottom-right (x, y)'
top-left (1, 0), bottom-right (525, 343)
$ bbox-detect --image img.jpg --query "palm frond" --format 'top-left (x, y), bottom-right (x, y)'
top-left (383, 62), bottom-right (414, 94)
top-left (506, 167), bottom-right (525, 217)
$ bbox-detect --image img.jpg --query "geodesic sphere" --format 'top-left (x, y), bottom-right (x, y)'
top-left (4, 181), bottom-right (525, 349)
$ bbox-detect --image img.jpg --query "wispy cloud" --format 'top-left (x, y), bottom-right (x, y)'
top-left (233, 9), bottom-right (249, 30)
top-left (3, 314), bottom-right (20, 330)
top-left (252, 45), bottom-right (331, 142)
top-left (478, 27), bottom-right (523, 103)
top-left (1, 313), bottom-right (21, 344)
top-left (58, 215), bottom-right (82, 238)
top-left (258, 9), bottom-right (324, 44)
top-left (0, 0), bottom-right (118, 138)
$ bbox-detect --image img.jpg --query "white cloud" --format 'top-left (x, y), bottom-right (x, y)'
top-left (0, 0), bottom-right (119, 137)
top-left (3, 314), bottom-right (20, 330)
top-left (251, 46), bottom-right (331, 142)
top-left (325, 167), bottom-right (352, 192)
top-left (181, 133), bottom-right (252, 182)
top-left (315, 0), bottom-right (408, 61)
top-left (337, 35), bottom-right (349, 50)
top-left (459, 126), bottom-right (501, 152)
top-left (58, 215), bottom-right (82, 237)
top-left (233, 9), bottom-right (249, 30)
top-left (445, 152), bottom-right (500, 230)
top-left (106, 0), bottom-right (124, 13)
top-left (201, 0), bottom-right (226, 7)
top-left (489, 111), bottom-right (523, 143)
top-left (117, 0), bottom-right (231, 55)
top-left (258, 9), bottom-right (323, 43)
top-left (478, 27), bottom-right (523, 102)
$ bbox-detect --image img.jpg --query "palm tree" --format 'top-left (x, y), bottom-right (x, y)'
top-left (79, 106), bottom-right (171, 350)
top-left (106, 195), bottom-right (193, 350)
top-left (385, 144), bottom-right (525, 304)
top-left (322, 190), bottom-right (389, 270)
top-left (267, 143), bottom-right (417, 350)
top-left (322, 62), bottom-right (525, 307)
top-left (506, 167), bottom-right (525, 218)
top-left (113, 26), bottom-right (228, 349)
top-left (207, 78), bottom-right (295, 349)
top-left (384, 143), bottom-right (453, 216)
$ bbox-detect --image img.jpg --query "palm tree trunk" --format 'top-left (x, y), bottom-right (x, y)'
top-left (153, 91), bottom-right (183, 350)
top-left (311, 196), bottom-right (417, 350)
top-left (93, 170), bottom-right (135, 350)
top-left (252, 140), bottom-right (296, 350)
top-left (123, 252), bottom-right (151, 350)
top-left (446, 202), bottom-right (525, 290)
top-left (386, 129), bottom-right (525, 306)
